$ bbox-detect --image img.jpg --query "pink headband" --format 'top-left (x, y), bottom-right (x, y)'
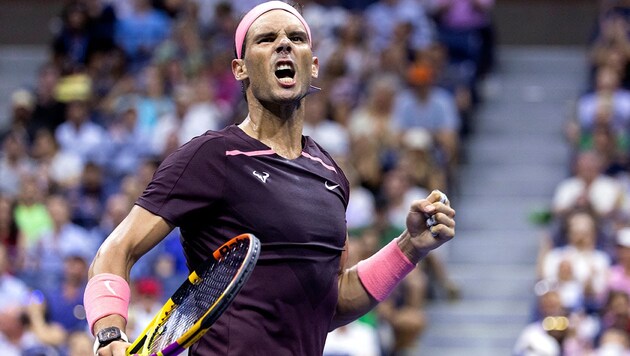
top-left (235, 1), bottom-right (312, 59)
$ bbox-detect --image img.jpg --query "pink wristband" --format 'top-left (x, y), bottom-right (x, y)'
top-left (357, 239), bottom-right (416, 302)
top-left (84, 273), bottom-right (131, 333)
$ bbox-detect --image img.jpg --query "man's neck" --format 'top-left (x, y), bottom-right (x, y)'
top-left (239, 101), bottom-right (305, 159)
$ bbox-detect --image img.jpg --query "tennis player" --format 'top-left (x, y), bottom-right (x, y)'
top-left (85, 2), bottom-right (456, 355)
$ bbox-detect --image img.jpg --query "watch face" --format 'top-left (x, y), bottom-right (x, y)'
top-left (99, 327), bottom-right (121, 342)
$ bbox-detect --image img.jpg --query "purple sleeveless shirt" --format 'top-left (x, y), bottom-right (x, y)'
top-left (136, 125), bottom-right (349, 355)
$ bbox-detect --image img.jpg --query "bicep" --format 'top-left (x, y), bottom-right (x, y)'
top-left (89, 205), bottom-right (174, 278)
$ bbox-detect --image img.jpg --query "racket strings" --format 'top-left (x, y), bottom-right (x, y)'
top-left (147, 240), bottom-right (249, 353)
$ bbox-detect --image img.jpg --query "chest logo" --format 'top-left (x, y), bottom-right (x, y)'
top-left (253, 171), bottom-right (270, 183)
top-left (325, 181), bottom-right (339, 190)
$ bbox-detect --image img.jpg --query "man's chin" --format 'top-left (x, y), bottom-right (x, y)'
top-left (267, 88), bottom-right (309, 103)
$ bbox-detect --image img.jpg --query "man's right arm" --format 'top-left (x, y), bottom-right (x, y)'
top-left (88, 205), bottom-right (174, 355)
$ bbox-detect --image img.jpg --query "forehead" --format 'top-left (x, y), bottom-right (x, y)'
top-left (247, 9), bottom-right (306, 38)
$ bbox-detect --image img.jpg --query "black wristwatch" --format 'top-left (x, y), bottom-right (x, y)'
top-left (93, 326), bottom-right (129, 354)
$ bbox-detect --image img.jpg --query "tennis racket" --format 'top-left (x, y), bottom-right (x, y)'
top-left (127, 233), bottom-right (261, 356)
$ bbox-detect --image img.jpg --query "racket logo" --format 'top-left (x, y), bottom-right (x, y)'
top-left (253, 171), bottom-right (269, 183)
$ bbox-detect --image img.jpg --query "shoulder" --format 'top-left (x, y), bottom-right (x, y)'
top-left (154, 128), bottom-right (232, 180)
top-left (170, 126), bottom-right (236, 157)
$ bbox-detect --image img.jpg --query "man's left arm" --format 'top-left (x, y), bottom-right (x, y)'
top-left (331, 190), bottom-right (455, 329)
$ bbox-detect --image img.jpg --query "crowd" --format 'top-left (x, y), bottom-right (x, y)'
top-left (512, 1), bottom-right (630, 355)
top-left (0, 0), bottom-right (495, 355)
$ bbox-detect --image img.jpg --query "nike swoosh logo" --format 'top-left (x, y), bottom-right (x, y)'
top-left (325, 181), bottom-right (339, 190)
top-left (104, 281), bottom-right (118, 296)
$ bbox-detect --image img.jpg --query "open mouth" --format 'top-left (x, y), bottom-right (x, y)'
top-left (275, 63), bottom-right (296, 85)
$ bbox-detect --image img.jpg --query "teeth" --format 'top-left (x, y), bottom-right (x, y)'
top-left (278, 77), bottom-right (294, 84)
top-left (276, 64), bottom-right (293, 71)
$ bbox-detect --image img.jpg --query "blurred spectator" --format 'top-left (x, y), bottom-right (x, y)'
top-left (82, 0), bottom-right (118, 54)
top-left (323, 321), bottom-right (381, 356)
top-left (430, 0), bottom-right (496, 79)
top-left (0, 304), bottom-right (62, 356)
top-left (570, 65), bottom-right (630, 151)
top-left (0, 245), bottom-right (30, 312)
top-left (201, 1), bottom-right (239, 50)
top-left (1, 89), bottom-right (36, 144)
top-left (343, 161), bottom-right (376, 233)
top-left (348, 74), bottom-right (402, 178)
top-left (589, 11), bottom-right (630, 89)
top-left (0, 132), bottom-right (36, 198)
top-left (316, 12), bottom-right (377, 82)
top-left (514, 290), bottom-right (567, 356)
top-left (393, 60), bottom-right (461, 175)
top-left (594, 328), bottom-right (630, 355)
top-left (114, 0), bottom-right (172, 73)
top-left (95, 193), bottom-right (133, 242)
top-left (551, 151), bottom-right (623, 221)
top-left (397, 127), bottom-right (448, 192)
top-left (588, 122), bottom-right (628, 177)
top-left (316, 51), bottom-right (360, 126)
top-left (87, 46), bottom-right (129, 108)
top-left (599, 290), bottom-right (630, 337)
top-left (189, 76), bottom-right (228, 128)
top-left (66, 161), bottom-right (109, 230)
top-left (424, 42), bottom-right (477, 136)
top-left (380, 168), bottom-right (429, 230)
top-left (151, 238), bottom-right (187, 296)
top-left (153, 19), bottom-right (205, 83)
top-left (105, 101), bottom-right (152, 183)
top-left (66, 330), bottom-right (93, 356)
top-left (540, 210), bottom-right (611, 311)
top-left (13, 177), bottom-right (53, 252)
top-left (607, 228), bottom-right (630, 296)
top-left (151, 83), bottom-right (221, 157)
top-left (0, 196), bottom-right (20, 268)
top-left (133, 64), bottom-right (174, 139)
top-left (302, 0), bottom-right (349, 48)
top-left (513, 317), bottom-right (564, 356)
top-left (54, 75), bottom-right (109, 166)
top-left (203, 48), bottom-right (241, 121)
top-left (365, 0), bottom-right (435, 54)
top-left (41, 252), bottom-right (90, 333)
top-left (127, 277), bottom-right (163, 339)
top-left (23, 292), bottom-right (67, 351)
top-left (30, 64), bottom-right (66, 141)
top-left (303, 92), bottom-right (350, 159)
top-left (24, 194), bottom-right (95, 291)
top-left (30, 129), bottom-right (84, 191)
top-left (52, 1), bottom-right (93, 71)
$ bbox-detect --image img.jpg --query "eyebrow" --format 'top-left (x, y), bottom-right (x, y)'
top-left (251, 28), bottom-right (308, 43)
